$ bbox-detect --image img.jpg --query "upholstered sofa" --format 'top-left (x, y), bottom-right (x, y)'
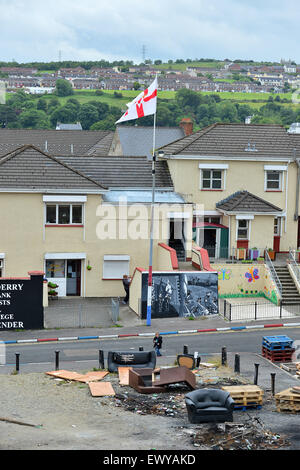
top-left (185, 388), bottom-right (235, 423)
top-left (107, 350), bottom-right (156, 373)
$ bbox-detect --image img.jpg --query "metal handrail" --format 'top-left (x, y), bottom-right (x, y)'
top-left (288, 249), bottom-right (300, 283)
top-left (265, 250), bottom-right (282, 298)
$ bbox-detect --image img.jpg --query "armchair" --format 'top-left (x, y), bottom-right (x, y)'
top-left (185, 388), bottom-right (234, 423)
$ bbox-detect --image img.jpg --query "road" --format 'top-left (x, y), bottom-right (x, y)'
top-left (2, 326), bottom-right (300, 369)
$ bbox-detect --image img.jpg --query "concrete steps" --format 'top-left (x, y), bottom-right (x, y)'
top-left (274, 266), bottom-right (300, 305)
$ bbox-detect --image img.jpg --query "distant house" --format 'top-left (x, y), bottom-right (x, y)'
top-left (56, 122), bottom-right (83, 131)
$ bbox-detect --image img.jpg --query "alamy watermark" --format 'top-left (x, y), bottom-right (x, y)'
top-left (95, 199), bottom-right (205, 247)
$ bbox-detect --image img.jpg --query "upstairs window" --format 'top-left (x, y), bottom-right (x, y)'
top-left (265, 171), bottom-right (282, 191)
top-left (201, 169), bottom-right (222, 190)
top-left (46, 204), bottom-right (83, 225)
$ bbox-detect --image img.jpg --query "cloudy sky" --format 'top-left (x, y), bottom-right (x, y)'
top-left (1, 0), bottom-right (300, 64)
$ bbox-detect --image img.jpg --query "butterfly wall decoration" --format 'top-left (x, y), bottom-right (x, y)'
top-left (245, 267), bottom-right (260, 283)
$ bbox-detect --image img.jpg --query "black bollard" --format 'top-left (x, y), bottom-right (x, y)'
top-left (15, 352), bottom-right (20, 373)
top-left (139, 347), bottom-right (144, 351)
top-left (99, 350), bottom-right (105, 369)
top-left (271, 373), bottom-right (276, 396)
top-left (234, 354), bottom-right (240, 374)
top-left (55, 350), bottom-right (60, 371)
top-left (183, 345), bottom-right (189, 355)
top-left (196, 356), bottom-right (201, 367)
top-left (254, 363), bottom-right (260, 385)
top-left (221, 347), bottom-right (227, 366)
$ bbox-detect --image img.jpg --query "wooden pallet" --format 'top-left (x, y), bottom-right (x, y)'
top-left (275, 388), bottom-right (300, 413)
top-left (262, 347), bottom-right (294, 362)
top-left (262, 335), bottom-right (293, 350)
top-left (221, 385), bottom-right (264, 407)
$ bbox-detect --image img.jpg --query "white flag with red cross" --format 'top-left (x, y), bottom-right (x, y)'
top-left (115, 76), bottom-right (158, 124)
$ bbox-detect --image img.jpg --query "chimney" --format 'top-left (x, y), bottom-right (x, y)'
top-left (179, 118), bottom-right (193, 136)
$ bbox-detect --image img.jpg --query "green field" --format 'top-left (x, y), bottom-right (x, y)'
top-left (5, 88), bottom-right (297, 115)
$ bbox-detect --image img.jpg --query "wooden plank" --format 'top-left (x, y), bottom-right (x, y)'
top-left (46, 369), bottom-right (108, 383)
top-left (89, 381), bottom-right (115, 397)
top-left (46, 370), bottom-right (84, 381)
top-left (75, 371), bottom-right (109, 383)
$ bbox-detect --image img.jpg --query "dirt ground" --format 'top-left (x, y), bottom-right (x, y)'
top-left (0, 365), bottom-right (293, 451)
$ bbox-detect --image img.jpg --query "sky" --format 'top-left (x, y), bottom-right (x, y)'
top-left (1, 0), bottom-right (300, 64)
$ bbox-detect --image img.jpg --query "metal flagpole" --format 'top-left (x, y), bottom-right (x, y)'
top-left (146, 108), bottom-right (157, 326)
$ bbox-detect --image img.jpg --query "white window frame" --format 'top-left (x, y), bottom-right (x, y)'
top-left (199, 164), bottom-right (228, 191)
top-left (103, 255), bottom-right (130, 280)
top-left (274, 217), bottom-right (282, 236)
top-left (45, 203), bottom-right (84, 225)
top-left (236, 219), bottom-right (250, 240)
top-left (264, 170), bottom-right (283, 191)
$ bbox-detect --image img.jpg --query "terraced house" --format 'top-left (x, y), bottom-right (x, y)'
top-left (1, 123), bottom-right (300, 301)
top-left (0, 144), bottom-right (192, 298)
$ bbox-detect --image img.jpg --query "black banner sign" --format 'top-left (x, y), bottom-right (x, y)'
top-left (0, 272), bottom-right (44, 330)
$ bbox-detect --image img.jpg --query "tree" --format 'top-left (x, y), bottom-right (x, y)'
top-left (49, 105), bottom-right (78, 127)
top-left (176, 89), bottom-right (201, 110)
top-left (133, 82), bottom-right (140, 91)
top-left (19, 109), bottom-right (50, 129)
top-left (37, 98), bottom-right (48, 112)
top-left (55, 79), bottom-right (74, 97)
top-left (78, 104), bottom-right (99, 129)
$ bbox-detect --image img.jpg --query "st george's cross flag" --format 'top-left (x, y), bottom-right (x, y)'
top-left (115, 76), bottom-right (157, 124)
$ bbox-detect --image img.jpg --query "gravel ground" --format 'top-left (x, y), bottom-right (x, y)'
top-left (0, 371), bottom-right (194, 451)
top-left (0, 365), bottom-right (297, 452)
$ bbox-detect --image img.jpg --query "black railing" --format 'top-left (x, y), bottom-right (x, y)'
top-left (219, 299), bottom-right (300, 322)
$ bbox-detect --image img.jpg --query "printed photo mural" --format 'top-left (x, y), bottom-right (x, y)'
top-left (141, 271), bottom-right (219, 319)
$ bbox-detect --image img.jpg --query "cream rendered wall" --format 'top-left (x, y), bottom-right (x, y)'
top-left (229, 215), bottom-right (275, 252)
top-left (0, 193), bottom-right (193, 298)
top-left (166, 158), bottom-right (298, 250)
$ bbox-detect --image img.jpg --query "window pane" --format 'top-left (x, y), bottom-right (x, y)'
top-left (267, 180), bottom-right (280, 189)
top-left (202, 179), bottom-right (211, 189)
top-left (212, 179), bottom-right (222, 189)
top-left (238, 229), bottom-right (248, 239)
top-left (46, 206), bottom-right (56, 224)
top-left (72, 205), bottom-right (82, 224)
top-left (46, 260), bottom-right (65, 278)
top-left (267, 172), bottom-right (280, 189)
top-left (238, 220), bottom-right (248, 228)
top-left (58, 205), bottom-right (70, 224)
top-left (212, 170), bottom-right (222, 179)
top-left (202, 170), bottom-right (211, 179)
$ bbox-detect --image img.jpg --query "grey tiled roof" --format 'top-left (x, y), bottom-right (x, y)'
top-left (58, 155), bottom-right (174, 189)
top-left (0, 145), bottom-right (106, 191)
top-left (56, 122), bottom-right (83, 130)
top-left (159, 123), bottom-right (296, 159)
top-left (0, 129), bottom-right (114, 157)
top-left (216, 191), bottom-right (283, 213)
top-left (116, 126), bottom-right (185, 159)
